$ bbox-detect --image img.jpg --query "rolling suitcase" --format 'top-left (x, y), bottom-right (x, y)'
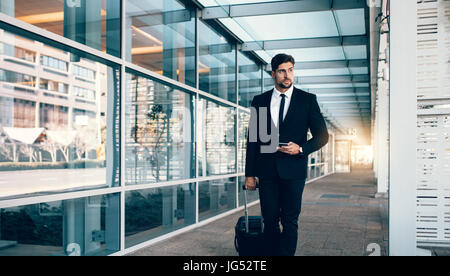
top-left (234, 185), bottom-right (265, 256)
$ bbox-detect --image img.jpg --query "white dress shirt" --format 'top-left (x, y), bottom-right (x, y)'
top-left (270, 85), bottom-right (294, 128)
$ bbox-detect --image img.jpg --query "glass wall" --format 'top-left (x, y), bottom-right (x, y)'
top-left (0, 193), bottom-right (120, 256)
top-left (198, 177), bottom-right (236, 222)
top-left (197, 96), bottom-right (236, 177)
top-left (0, 0), bottom-right (335, 256)
top-left (238, 51), bottom-right (261, 107)
top-left (198, 20), bottom-right (236, 103)
top-left (2, 0), bottom-right (121, 57)
top-left (125, 0), bottom-right (196, 87)
top-left (263, 70), bottom-right (274, 92)
top-left (125, 182), bottom-right (196, 248)
top-left (237, 110), bottom-right (249, 173)
top-left (0, 27), bottom-right (120, 200)
top-left (124, 71), bottom-right (195, 185)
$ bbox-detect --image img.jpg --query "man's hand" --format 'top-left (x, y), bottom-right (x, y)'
top-left (277, 142), bottom-right (302, 155)
top-left (245, 177), bottom-right (257, 191)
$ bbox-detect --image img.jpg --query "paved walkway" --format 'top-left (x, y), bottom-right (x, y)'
top-left (128, 168), bottom-right (388, 256)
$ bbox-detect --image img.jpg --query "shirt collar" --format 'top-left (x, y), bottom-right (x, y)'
top-left (273, 85), bottom-right (294, 99)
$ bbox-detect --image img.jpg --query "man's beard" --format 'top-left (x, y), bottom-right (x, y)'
top-left (278, 79), bottom-right (293, 89)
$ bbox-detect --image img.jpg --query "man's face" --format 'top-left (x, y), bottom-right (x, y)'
top-left (272, 62), bottom-right (294, 89)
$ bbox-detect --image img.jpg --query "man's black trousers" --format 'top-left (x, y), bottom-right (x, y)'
top-left (258, 173), bottom-right (306, 256)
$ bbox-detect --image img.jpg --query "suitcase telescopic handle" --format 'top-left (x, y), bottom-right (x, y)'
top-left (242, 183), bottom-right (259, 233)
top-left (242, 185), bottom-right (249, 233)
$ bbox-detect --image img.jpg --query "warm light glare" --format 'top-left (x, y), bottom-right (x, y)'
top-left (131, 46), bottom-right (163, 55)
top-left (17, 10), bottom-right (107, 25)
top-left (351, 145), bottom-right (373, 167)
top-left (131, 25), bottom-right (162, 46)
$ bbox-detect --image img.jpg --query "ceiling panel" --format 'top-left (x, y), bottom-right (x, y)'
top-left (334, 8), bottom-right (366, 35)
top-left (198, 0), bottom-right (372, 142)
top-left (233, 11), bottom-right (338, 41)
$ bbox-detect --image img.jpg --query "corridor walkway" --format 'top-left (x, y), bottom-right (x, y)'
top-left (128, 168), bottom-right (388, 256)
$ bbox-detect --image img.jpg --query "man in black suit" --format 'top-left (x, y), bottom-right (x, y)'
top-left (245, 53), bottom-right (329, 256)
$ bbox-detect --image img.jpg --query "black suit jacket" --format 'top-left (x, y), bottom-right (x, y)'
top-left (245, 87), bottom-right (329, 180)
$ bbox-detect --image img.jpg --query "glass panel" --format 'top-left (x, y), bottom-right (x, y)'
top-left (0, 193), bottom-right (120, 256)
top-left (263, 70), bottom-right (273, 92)
top-left (238, 51), bottom-right (261, 107)
top-left (124, 71), bottom-right (195, 185)
top-left (125, 0), bottom-right (196, 87)
top-left (218, 18), bottom-right (255, 42)
top-left (198, 177), bottom-right (236, 221)
top-left (198, 97), bottom-right (236, 177)
top-left (299, 82), bottom-right (369, 90)
top-left (349, 67), bottom-right (369, 75)
top-left (295, 68), bottom-right (352, 77)
top-left (234, 11), bottom-right (338, 41)
top-left (0, 28), bottom-right (120, 199)
top-left (197, 0), bottom-right (287, 6)
top-left (125, 183), bottom-right (196, 248)
top-left (262, 47), bottom-right (346, 63)
top-left (334, 9), bottom-right (366, 36)
top-left (198, 20), bottom-right (236, 103)
top-left (343, 45), bottom-right (367, 59)
top-left (3, 0), bottom-right (121, 57)
top-left (237, 110), bottom-right (249, 173)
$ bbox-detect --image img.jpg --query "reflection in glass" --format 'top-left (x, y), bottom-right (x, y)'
top-left (238, 51), bottom-right (261, 107)
top-left (4, 0), bottom-right (121, 57)
top-left (198, 97), bottom-right (236, 177)
top-left (0, 193), bottom-right (120, 256)
top-left (125, 183), bottom-right (196, 248)
top-left (238, 110), bottom-right (249, 173)
top-left (0, 29), bottom-right (120, 199)
top-left (263, 70), bottom-right (274, 92)
top-left (125, 0), bottom-right (196, 87)
top-left (198, 177), bottom-right (236, 222)
top-left (198, 20), bottom-right (236, 102)
top-left (125, 72), bottom-right (195, 185)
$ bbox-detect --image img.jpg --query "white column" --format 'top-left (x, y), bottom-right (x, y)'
top-left (389, 0), bottom-right (417, 256)
top-left (376, 65), bottom-right (389, 195)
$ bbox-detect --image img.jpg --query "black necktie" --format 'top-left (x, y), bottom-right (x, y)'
top-left (278, 94), bottom-right (286, 129)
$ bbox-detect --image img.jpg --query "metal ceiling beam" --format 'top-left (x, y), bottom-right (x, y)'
top-left (242, 35), bottom-right (368, 52)
top-left (201, 0), bottom-right (367, 19)
top-left (309, 88), bottom-right (369, 94)
top-left (295, 74), bottom-right (369, 84)
top-left (317, 96), bottom-right (370, 102)
top-left (322, 107), bottom-right (371, 112)
top-left (320, 100), bottom-right (370, 104)
top-left (337, 109), bottom-right (371, 113)
top-left (316, 92), bottom-right (370, 97)
top-left (269, 59), bottom-right (368, 71)
top-left (320, 103), bottom-right (370, 108)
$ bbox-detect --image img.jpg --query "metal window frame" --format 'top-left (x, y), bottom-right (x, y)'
top-left (201, 0), bottom-right (367, 20)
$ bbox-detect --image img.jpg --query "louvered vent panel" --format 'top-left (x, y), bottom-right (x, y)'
top-left (417, 0), bottom-right (450, 246)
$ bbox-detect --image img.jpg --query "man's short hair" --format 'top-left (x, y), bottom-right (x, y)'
top-left (271, 53), bottom-right (295, 72)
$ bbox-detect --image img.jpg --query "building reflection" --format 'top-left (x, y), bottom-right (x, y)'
top-left (0, 29), bottom-right (109, 197)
